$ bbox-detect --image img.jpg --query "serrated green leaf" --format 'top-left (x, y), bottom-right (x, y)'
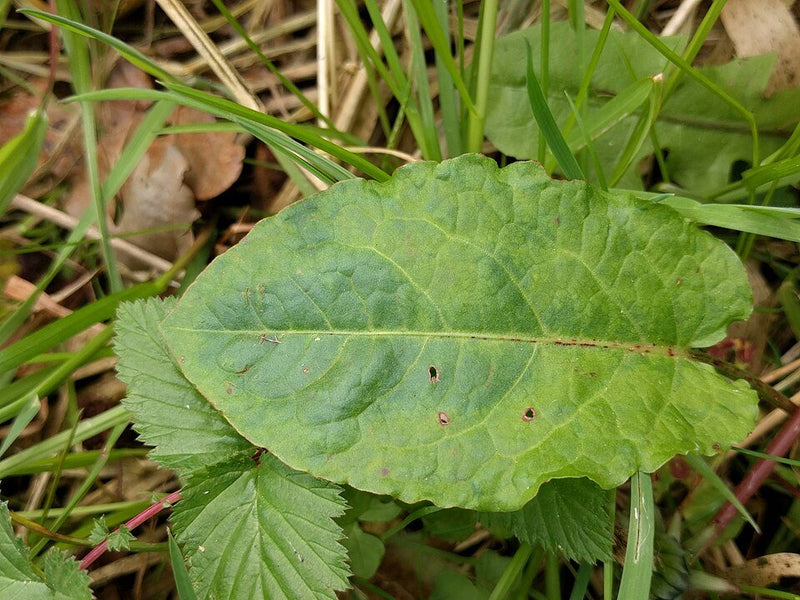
top-left (170, 454), bottom-right (349, 600)
top-left (0, 503), bottom-right (90, 600)
top-left (161, 154), bottom-right (756, 511)
top-left (486, 23), bottom-right (800, 193)
top-left (341, 522), bottom-right (384, 579)
top-left (114, 298), bottom-right (254, 475)
top-left (482, 478), bottom-right (613, 562)
top-left (40, 551), bottom-right (92, 600)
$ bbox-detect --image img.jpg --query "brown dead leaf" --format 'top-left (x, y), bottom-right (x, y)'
top-left (722, 553), bottom-right (800, 589)
top-left (170, 105), bottom-right (245, 200)
top-left (113, 136), bottom-right (199, 268)
top-left (721, 0), bottom-right (800, 94)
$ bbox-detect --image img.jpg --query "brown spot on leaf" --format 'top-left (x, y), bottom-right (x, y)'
top-left (236, 365), bottom-right (250, 374)
top-left (302, 366), bottom-right (310, 374)
top-left (522, 407), bottom-right (536, 421)
top-left (380, 467), bottom-right (390, 477)
top-left (438, 411), bottom-right (450, 426)
top-left (226, 385), bottom-right (234, 395)
top-left (429, 365), bottom-right (440, 383)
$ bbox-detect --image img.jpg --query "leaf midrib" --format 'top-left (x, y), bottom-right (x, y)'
top-left (165, 327), bottom-right (688, 357)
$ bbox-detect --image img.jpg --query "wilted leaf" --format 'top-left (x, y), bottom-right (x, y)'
top-left (114, 136), bottom-right (200, 266)
top-left (160, 154), bottom-right (757, 511)
top-left (171, 105), bottom-right (245, 200)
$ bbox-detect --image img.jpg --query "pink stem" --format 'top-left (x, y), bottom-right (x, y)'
top-left (712, 404), bottom-right (800, 534)
top-left (79, 490), bottom-right (182, 570)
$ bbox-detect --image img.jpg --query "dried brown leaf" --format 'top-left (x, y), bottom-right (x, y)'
top-left (170, 105), bottom-right (244, 200)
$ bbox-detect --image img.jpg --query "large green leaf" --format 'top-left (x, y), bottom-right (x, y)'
top-left (485, 22), bottom-right (800, 193)
top-left (171, 454), bottom-right (350, 599)
top-left (161, 154), bottom-right (756, 511)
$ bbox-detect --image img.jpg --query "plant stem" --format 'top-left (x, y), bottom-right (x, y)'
top-left (488, 542), bottom-right (533, 600)
top-left (466, 0), bottom-right (498, 152)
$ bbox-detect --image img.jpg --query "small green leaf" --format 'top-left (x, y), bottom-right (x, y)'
top-left (115, 298), bottom-right (254, 476)
top-left (105, 525), bottom-right (135, 552)
top-left (40, 550), bottom-right (92, 600)
top-left (0, 503), bottom-right (90, 600)
top-left (162, 154), bottom-right (756, 511)
top-left (482, 478), bottom-right (613, 562)
top-left (88, 516), bottom-right (110, 545)
top-left (171, 454), bottom-right (349, 600)
top-left (342, 522), bottom-right (384, 579)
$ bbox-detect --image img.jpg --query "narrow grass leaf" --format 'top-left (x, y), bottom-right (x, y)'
top-left (525, 43), bottom-right (583, 179)
top-left (0, 282), bottom-right (158, 375)
top-left (0, 109), bottom-right (47, 214)
top-left (408, 0), bottom-right (476, 117)
top-left (742, 155), bottom-right (800, 192)
top-left (564, 78), bottom-right (652, 155)
top-left (433, 0), bottom-right (462, 157)
top-left (607, 80), bottom-right (661, 187)
top-left (168, 529), bottom-right (198, 600)
top-left (0, 406), bottom-right (130, 479)
top-left (657, 196), bottom-right (800, 242)
top-left (18, 9), bottom-right (177, 83)
top-left (101, 100), bottom-right (176, 202)
top-left (208, 0), bottom-right (334, 129)
top-left (0, 393), bottom-right (39, 457)
top-left (567, 562), bottom-right (594, 600)
top-left (684, 454), bottom-right (759, 533)
top-left (403, 0), bottom-right (443, 161)
top-left (55, 0), bottom-right (122, 292)
top-left (618, 472), bottom-right (654, 599)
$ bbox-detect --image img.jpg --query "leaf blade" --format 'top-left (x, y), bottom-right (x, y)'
top-left (162, 155), bottom-right (756, 511)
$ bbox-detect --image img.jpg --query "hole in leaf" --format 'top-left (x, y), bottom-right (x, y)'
top-left (522, 407), bottom-right (536, 421)
top-left (438, 411), bottom-right (450, 426)
top-left (429, 365), bottom-right (439, 383)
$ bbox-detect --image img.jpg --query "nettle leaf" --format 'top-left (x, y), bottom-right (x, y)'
top-left (482, 478), bottom-right (614, 562)
top-left (170, 454), bottom-right (349, 600)
top-left (0, 503), bottom-right (90, 600)
top-left (486, 22), bottom-right (800, 193)
top-left (115, 297), bottom-right (254, 475)
top-left (162, 154), bottom-right (757, 511)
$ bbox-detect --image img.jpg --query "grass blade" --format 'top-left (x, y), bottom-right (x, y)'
top-left (168, 529), bottom-right (198, 600)
top-left (618, 471), bottom-right (654, 599)
top-left (685, 454), bottom-right (759, 533)
top-left (0, 393), bottom-right (39, 457)
top-left (525, 43), bottom-right (583, 180)
top-left (0, 109), bottom-right (47, 215)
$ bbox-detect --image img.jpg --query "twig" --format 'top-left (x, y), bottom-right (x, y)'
top-left (11, 194), bottom-right (175, 275)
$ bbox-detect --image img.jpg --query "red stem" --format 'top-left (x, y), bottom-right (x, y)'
top-left (712, 404), bottom-right (800, 534)
top-left (79, 491), bottom-right (182, 570)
